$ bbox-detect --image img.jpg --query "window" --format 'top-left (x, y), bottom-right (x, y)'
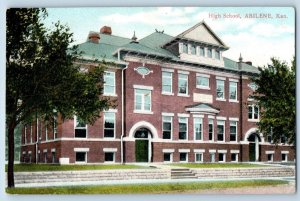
top-left (230, 121), bottom-right (237, 141)
top-left (215, 50), bottom-right (220, 60)
top-left (179, 117), bottom-right (188, 140)
top-left (104, 152), bottom-right (115, 162)
top-left (180, 153), bottom-right (188, 162)
top-left (267, 134), bottom-right (273, 143)
top-left (218, 153), bottom-right (226, 162)
top-left (190, 45), bottom-right (196, 55)
top-left (217, 120), bottom-right (225, 141)
top-left (216, 80), bottom-right (225, 99)
top-left (199, 47), bottom-right (205, 56)
top-left (182, 43), bottom-right (188, 53)
top-left (231, 153), bottom-right (238, 162)
top-left (24, 125), bottom-right (27, 144)
top-left (162, 71), bottom-right (173, 94)
top-left (194, 117), bottom-right (202, 140)
top-left (45, 126), bottom-right (48, 141)
top-left (162, 116), bottom-right (172, 139)
top-left (178, 74), bottom-right (188, 95)
top-left (196, 76), bottom-right (209, 89)
top-left (53, 116), bottom-right (58, 139)
top-left (209, 119), bottom-right (214, 141)
top-left (135, 89), bottom-right (151, 112)
top-left (76, 152), bottom-right (87, 163)
top-left (210, 153), bottom-right (215, 162)
top-left (281, 154), bottom-right (287, 162)
top-left (207, 48), bottom-right (212, 58)
top-left (52, 151), bottom-right (56, 163)
top-left (74, 116), bottom-right (87, 138)
top-left (104, 71), bottom-right (116, 95)
top-left (229, 81), bottom-right (237, 101)
top-left (195, 153), bottom-right (203, 163)
top-left (267, 154), bottom-right (273, 162)
top-left (163, 153), bottom-right (172, 162)
top-left (248, 105), bottom-right (259, 120)
top-left (28, 153), bottom-right (32, 163)
top-left (280, 135), bottom-right (287, 144)
top-left (104, 112), bottom-right (115, 138)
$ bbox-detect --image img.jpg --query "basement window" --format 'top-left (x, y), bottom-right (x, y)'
top-left (179, 153), bottom-right (188, 162)
top-left (104, 152), bottom-right (115, 163)
top-left (76, 152), bottom-right (87, 163)
top-left (163, 153), bottom-right (172, 162)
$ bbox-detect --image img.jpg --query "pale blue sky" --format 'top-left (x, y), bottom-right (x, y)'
top-left (44, 7), bottom-right (295, 66)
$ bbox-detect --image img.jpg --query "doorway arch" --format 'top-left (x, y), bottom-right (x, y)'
top-left (248, 133), bottom-right (261, 161)
top-left (134, 127), bottom-right (153, 162)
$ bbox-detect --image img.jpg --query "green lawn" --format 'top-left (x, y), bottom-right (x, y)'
top-left (5, 164), bottom-right (147, 172)
top-left (169, 163), bottom-right (268, 168)
top-left (6, 180), bottom-right (288, 194)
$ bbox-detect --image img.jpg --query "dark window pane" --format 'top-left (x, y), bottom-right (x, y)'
top-left (231, 153), bottom-right (237, 161)
top-left (75, 129), bottom-right (86, 138)
top-left (180, 153), bottom-right (187, 161)
top-left (179, 132), bottom-right (186, 140)
top-left (230, 134), bottom-right (236, 141)
top-left (164, 153), bottom-right (171, 161)
top-left (76, 152), bottom-right (86, 162)
top-left (104, 129), bottom-right (114, 138)
top-left (281, 154), bottom-right (286, 161)
top-left (163, 131), bottom-right (171, 139)
top-left (218, 153), bottom-right (224, 161)
top-left (105, 152), bottom-right (114, 162)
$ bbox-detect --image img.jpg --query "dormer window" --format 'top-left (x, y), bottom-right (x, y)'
top-left (182, 43), bottom-right (188, 53)
top-left (207, 48), bottom-right (212, 58)
top-left (199, 47), bottom-right (205, 56)
top-left (215, 50), bottom-right (220, 60)
top-left (190, 45), bottom-right (196, 55)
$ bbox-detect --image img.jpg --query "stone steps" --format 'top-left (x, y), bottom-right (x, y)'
top-left (171, 168), bottom-right (197, 179)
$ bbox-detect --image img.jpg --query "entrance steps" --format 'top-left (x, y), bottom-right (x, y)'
top-left (171, 168), bottom-right (197, 179)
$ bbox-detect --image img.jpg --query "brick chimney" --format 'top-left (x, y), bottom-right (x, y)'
top-left (100, 26), bottom-right (112, 35)
top-left (88, 31), bottom-right (100, 43)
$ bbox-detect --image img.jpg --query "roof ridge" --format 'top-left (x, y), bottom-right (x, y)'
top-left (139, 31), bottom-right (174, 42)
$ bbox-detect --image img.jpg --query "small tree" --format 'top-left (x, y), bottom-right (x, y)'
top-left (252, 57), bottom-right (295, 145)
top-left (6, 8), bottom-right (113, 188)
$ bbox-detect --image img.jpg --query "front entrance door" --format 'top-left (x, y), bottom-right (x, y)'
top-left (248, 133), bottom-right (261, 161)
top-left (134, 128), bottom-right (152, 162)
top-left (249, 143), bottom-right (256, 161)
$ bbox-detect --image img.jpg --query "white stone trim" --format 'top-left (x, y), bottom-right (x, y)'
top-left (216, 116), bottom-right (227, 120)
top-left (162, 68), bottom-right (174, 72)
top-left (59, 158), bottom-right (70, 165)
top-left (229, 78), bottom-right (239, 82)
top-left (43, 149), bottom-right (47, 153)
top-left (104, 109), bottom-right (118, 113)
top-left (218, 149), bottom-right (227, 153)
top-left (162, 149), bottom-right (175, 153)
top-left (22, 151), bottom-right (26, 154)
top-left (38, 150), bottom-right (40, 154)
top-left (178, 70), bottom-right (190, 75)
top-left (229, 117), bottom-right (239, 121)
top-left (230, 150), bottom-right (240, 154)
top-left (28, 151), bottom-right (32, 154)
top-left (208, 115), bottom-right (215, 119)
top-left (243, 128), bottom-right (265, 143)
top-left (133, 110), bottom-right (154, 115)
top-left (128, 121), bottom-right (158, 139)
top-left (162, 112), bottom-right (175, 117)
top-left (133, 85), bottom-right (153, 90)
top-left (216, 76), bottom-right (226, 80)
top-left (265, 150), bottom-right (275, 154)
top-left (179, 149), bottom-right (190, 153)
top-left (193, 114), bottom-right (204, 118)
top-left (51, 148), bottom-right (56, 152)
top-left (74, 148), bottom-right (90, 152)
top-left (196, 73), bottom-right (210, 78)
top-left (209, 149), bottom-right (216, 153)
top-left (281, 151), bottom-right (289, 154)
top-left (177, 113), bottom-right (190, 118)
top-left (103, 148), bottom-right (118, 152)
top-left (194, 149), bottom-right (205, 153)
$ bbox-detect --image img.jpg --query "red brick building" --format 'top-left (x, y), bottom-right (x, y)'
top-left (20, 21), bottom-right (295, 164)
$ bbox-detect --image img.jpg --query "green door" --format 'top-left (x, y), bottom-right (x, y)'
top-left (249, 143), bottom-right (256, 161)
top-left (135, 140), bottom-right (148, 162)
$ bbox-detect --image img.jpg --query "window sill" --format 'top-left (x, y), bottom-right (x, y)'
top-left (229, 100), bottom-right (239, 103)
top-left (196, 86), bottom-right (210, 90)
top-left (216, 98), bottom-right (226, 102)
top-left (177, 93), bottom-right (190, 97)
top-left (248, 119), bottom-right (259, 122)
top-left (162, 92), bottom-right (174, 96)
top-left (103, 93), bottom-right (118, 97)
top-left (133, 110), bottom-right (154, 115)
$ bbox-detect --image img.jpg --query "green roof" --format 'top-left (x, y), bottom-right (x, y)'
top-left (76, 31), bottom-right (259, 74)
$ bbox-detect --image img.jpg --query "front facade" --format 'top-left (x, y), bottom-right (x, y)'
top-left (20, 22), bottom-right (295, 164)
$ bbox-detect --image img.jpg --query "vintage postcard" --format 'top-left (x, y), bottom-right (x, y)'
top-left (5, 7), bottom-right (295, 195)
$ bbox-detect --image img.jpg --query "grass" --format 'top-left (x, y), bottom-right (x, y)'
top-left (6, 180), bottom-right (288, 194)
top-left (5, 164), bottom-right (147, 172)
top-left (169, 163), bottom-right (268, 168)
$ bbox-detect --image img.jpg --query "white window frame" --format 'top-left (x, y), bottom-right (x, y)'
top-left (210, 153), bottom-right (216, 162)
top-left (195, 153), bottom-right (203, 163)
top-left (178, 73), bottom-right (189, 96)
top-left (207, 48), bottom-right (212, 58)
top-left (103, 112), bottom-right (116, 138)
top-left (281, 153), bottom-right (288, 162)
top-left (229, 121), bottom-right (237, 142)
top-left (267, 154), bottom-right (274, 162)
top-left (178, 117), bottom-right (188, 141)
top-left (74, 116), bottom-right (87, 138)
top-left (24, 125), bottom-right (27, 144)
top-left (162, 115), bottom-right (173, 140)
top-left (134, 87), bottom-right (153, 114)
top-left (75, 151), bottom-right (87, 164)
top-left (190, 44), bottom-right (196, 55)
top-left (182, 43), bottom-right (188, 54)
top-left (104, 152), bottom-right (116, 163)
top-left (230, 153), bottom-right (238, 162)
top-left (218, 153), bottom-right (226, 163)
top-left (103, 71), bottom-right (116, 96)
top-left (229, 81), bottom-right (238, 102)
top-left (179, 152), bottom-right (188, 163)
top-left (193, 117), bottom-right (203, 141)
top-left (216, 79), bottom-right (225, 100)
top-left (53, 116), bottom-right (58, 139)
top-left (248, 104), bottom-right (260, 122)
top-left (196, 74), bottom-right (210, 90)
top-left (163, 152), bottom-right (173, 163)
top-left (162, 71), bottom-right (173, 95)
top-left (215, 50), bottom-right (221, 60)
top-left (208, 119), bottom-right (214, 141)
top-left (199, 46), bottom-right (205, 57)
top-left (217, 120), bottom-right (225, 142)
top-left (30, 125), bottom-right (33, 143)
